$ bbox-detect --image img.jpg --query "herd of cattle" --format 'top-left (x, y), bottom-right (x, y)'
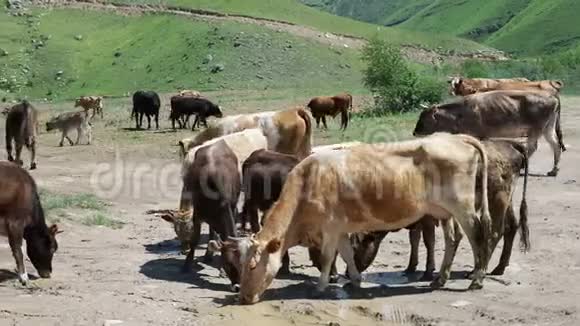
top-left (0, 76), bottom-right (567, 305)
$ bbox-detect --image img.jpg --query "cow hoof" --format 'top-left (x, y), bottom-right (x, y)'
top-left (547, 169), bottom-right (559, 177)
top-left (430, 276), bottom-right (446, 289)
top-left (18, 273), bottom-right (29, 286)
top-left (420, 272), bottom-right (434, 282)
top-left (7, 156), bottom-right (14, 162)
top-left (465, 270), bottom-right (476, 280)
top-left (30, 163), bottom-right (37, 170)
top-left (329, 274), bottom-right (339, 284)
top-left (16, 160), bottom-right (24, 166)
top-left (490, 266), bottom-right (506, 276)
top-left (278, 267), bottom-right (291, 276)
top-left (468, 279), bottom-right (484, 290)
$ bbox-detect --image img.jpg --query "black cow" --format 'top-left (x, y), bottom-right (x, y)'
top-left (132, 91), bottom-right (160, 129)
top-left (181, 140), bottom-right (241, 291)
top-left (170, 96), bottom-right (223, 130)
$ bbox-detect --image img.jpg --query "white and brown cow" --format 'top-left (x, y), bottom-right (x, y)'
top-left (414, 90), bottom-right (563, 176)
top-left (74, 96), bottom-right (103, 119)
top-left (222, 133), bottom-right (492, 304)
top-left (448, 77), bottom-right (531, 96)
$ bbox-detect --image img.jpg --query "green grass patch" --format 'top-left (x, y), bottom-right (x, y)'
top-left (82, 212), bottom-right (125, 229)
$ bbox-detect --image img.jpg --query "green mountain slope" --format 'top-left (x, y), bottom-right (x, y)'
top-left (302, 0), bottom-right (580, 55)
top-left (0, 8), bottom-right (365, 100)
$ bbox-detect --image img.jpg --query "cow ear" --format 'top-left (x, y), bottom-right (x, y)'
top-left (266, 238), bottom-right (281, 254)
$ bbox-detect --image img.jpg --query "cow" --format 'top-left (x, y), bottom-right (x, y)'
top-left (46, 111), bottom-right (92, 147)
top-left (180, 140), bottom-right (242, 291)
top-left (161, 129), bottom-right (268, 254)
top-left (448, 77), bottom-right (531, 96)
top-left (179, 107), bottom-right (313, 161)
top-left (351, 139), bottom-right (530, 279)
top-left (132, 91), bottom-right (160, 130)
top-left (220, 133), bottom-right (492, 304)
top-left (178, 90), bottom-right (202, 98)
top-left (307, 93), bottom-right (352, 130)
top-left (4, 101), bottom-right (38, 170)
top-left (0, 161), bottom-right (60, 285)
top-left (178, 111), bottom-right (276, 158)
top-left (74, 96), bottom-right (103, 119)
top-left (311, 141), bottom-right (363, 154)
top-left (414, 90), bottom-right (563, 176)
top-left (170, 96), bottom-right (223, 130)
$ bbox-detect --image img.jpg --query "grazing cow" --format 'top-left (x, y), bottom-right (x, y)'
top-left (221, 133), bottom-right (492, 304)
top-left (46, 111), bottom-right (92, 146)
top-left (74, 96), bottom-right (103, 119)
top-left (414, 90), bottom-right (563, 176)
top-left (161, 129), bottom-right (268, 254)
top-left (351, 139), bottom-right (530, 279)
top-left (4, 101), bottom-right (38, 170)
top-left (178, 90), bottom-right (202, 98)
top-left (178, 111), bottom-right (276, 158)
top-left (448, 77), bottom-right (531, 96)
top-left (132, 91), bottom-right (160, 129)
top-left (181, 140), bottom-right (242, 291)
top-left (0, 162), bottom-right (60, 284)
top-left (307, 93), bottom-right (352, 130)
top-left (170, 96), bottom-right (223, 130)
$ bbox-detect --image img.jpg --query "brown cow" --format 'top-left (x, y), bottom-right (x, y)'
top-left (352, 139), bottom-right (530, 279)
top-left (307, 93), bottom-right (352, 130)
top-left (74, 96), bottom-right (103, 119)
top-left (4, 101), bottom-right (38, 170)
top-left (414, 90), bottom-right (562, 176)
top-left (448, 77), bottom-right (531, 96)
top-left (0, 162), bottom-right (60, 285)
top-left (222, 133), bottom-right (492, 304)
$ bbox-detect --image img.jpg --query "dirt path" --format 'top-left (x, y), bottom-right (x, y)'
top-left (1, 97), bottom-right (580, 325)
top-left (29, 0), bottom-right (507, 64)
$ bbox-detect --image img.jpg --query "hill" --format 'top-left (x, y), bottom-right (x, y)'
top-left (0, 7), bottom-right (366, 101)
top-left (301, 0), bottom-right (580, 55)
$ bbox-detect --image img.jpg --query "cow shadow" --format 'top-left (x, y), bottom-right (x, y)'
top-left (139, 257), bottom-right (230, 292)
top-left (0, 269), bottom-right (39, 284)
top-left (143, 239), bottom-right (181, 254)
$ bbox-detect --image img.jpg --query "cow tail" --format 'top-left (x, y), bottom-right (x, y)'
top-left (32, 185), bottom-right (47, 227)
top-left (297, 108), bottom-right (313, 159)
top-left (462, 136), bottom-right (491, 267)
top-left (22, 101), bottom-right (36, 148)
top-left (555, 97), bottom-right (566, 152)
top-left (512, 143), bottom-right (530, 252)
top-left (340, 107), bottom-right (349, 130)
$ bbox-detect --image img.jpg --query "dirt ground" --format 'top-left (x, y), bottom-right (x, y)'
top-left (1, 96), bottom-right (580, 326)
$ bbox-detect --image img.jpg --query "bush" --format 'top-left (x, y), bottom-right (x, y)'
top-left (361, 37), bottom-right (442, 114)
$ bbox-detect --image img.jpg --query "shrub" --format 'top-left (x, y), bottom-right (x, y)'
top-left (361, 37), bottom-right (442, 114)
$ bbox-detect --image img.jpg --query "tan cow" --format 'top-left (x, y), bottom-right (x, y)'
top-left (414, 90), bottom-right (563, 176)
top-left (178, 90), bottom-right (202, 98)
top-left (448, 77), bottom-right (531, 96)
top-left (223, 133), bottom-right (491, 304)
top-left (4, 101), bottom-right (38, 170)
top-left (46, 111), bottom-right (92, 147)
top-left (307, 93), bottom-right (352, 130)
top-left (74, 96), bottom-right (103, 119)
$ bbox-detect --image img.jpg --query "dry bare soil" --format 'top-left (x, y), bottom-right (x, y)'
top-left (1, 95), bottom-right (580, 326)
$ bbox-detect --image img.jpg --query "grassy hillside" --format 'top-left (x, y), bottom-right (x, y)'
top-left (302, 0), bottom-right (580, 55)
top-left (0, 8), bottom-right (365, 101)
top-left (113, 0), bottom-right (487, 51)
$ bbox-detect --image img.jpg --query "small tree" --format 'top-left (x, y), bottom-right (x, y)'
top-left (362, 37), bottom-right (441, 114)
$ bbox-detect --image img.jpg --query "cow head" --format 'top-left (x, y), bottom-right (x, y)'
top-left (74, 98), bottom-right (83, 107)
top-left (207, 237), bottom-right (242, 292)
top-left (448, 77), bottom-right (462, 96)
top-left (413, 105), bottom-right (461, 136)
top-left (210, 104), bottom-right (224, 119)
top-left (26, 224), bottom-right (60, 278)
top-left (218, 236), bottom-right (282, 304)
top-left (177, 138), bottom-right (196, 160)
top-left (45, 116), bottom-right (60, 132)
top-left (159, 210), bottom-right (194, 254)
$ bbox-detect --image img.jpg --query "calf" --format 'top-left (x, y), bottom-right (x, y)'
top-left (352, 139), bottom-right (530, 278)
top-left (414, 90), bottom-right (562, 176)
top-left (74, 96), bottom-right (103, 119)
top-left (170, 96), bottom-right (223, 130)
top-left (307, 93), bottom-right (352, 130)
top-left (46, 111), bottom-right (92, 146)
top-left (181, 140), bottom-right (241, 291)
top-left (0, 162), bottom-right (60, 284)
top-left (4, 101), bottom-right (38, 170)
top-left (132, 91), bottom-right (160, 129)
top-left (222, 133), bottom-right (491, 304)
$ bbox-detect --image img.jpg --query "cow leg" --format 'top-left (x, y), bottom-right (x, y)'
top-left (404, 226), bottom-right (421, 275)
top-left (139, 112), bottom-right (145, 130)
top-left (248, 204), bottom-right (260, 233)
top-left (454, 210), bottom-right (489, 290)
top-left (86, 124), bottom-right (92, 145)
top-left (315, 116), bottom-right (321, 128)
top-left (315, 234), bottom-right (340, 292)
top-left (337, 234), bottom-right (361, 287)
top-left (543, 117), bottom-right (562, 177)
top-left (6, 135), bottom-right (14, 162)
top-left (182, 216), bottom-right (202, 272)
top-left (322, 116), bottom-right (328, 129)
top-left (75, 127), bottom-right (82, 145)
top-left (191, 115), bottom-right (200, 131)
top-left (155, 113), bottom-right (159, 130)
top-left (431, 219), bottom-right (458, 289)
top-left (492, 205), bottom-right (517, 275)
top-left (28, 140), bottom-right (37, 170)
top-left (203, 228), bottom-right (217, 263)
top-left (146, 115), bottom-right (152, 129)
top-left (7, 222), bottom-right (28, 285)
top-left (14, 141), bottom-right (24, 166)
top-left (279, 252), bottom-right (290, 275)
top-left (135, 111), bottom-right (140, 129)
top-left (422, 217), bottom-right (436, 281)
